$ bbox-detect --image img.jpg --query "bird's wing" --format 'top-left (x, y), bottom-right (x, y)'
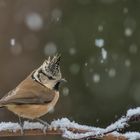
top-left (0, 75), bottom-right (56, 105)
top-left (0, 88), bottom-right (55, 105)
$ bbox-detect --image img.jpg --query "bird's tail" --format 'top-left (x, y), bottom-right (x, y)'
top-left (0, 100), bottom-right (4, 108)
top-left (0, 105), bottom-right (4, 108)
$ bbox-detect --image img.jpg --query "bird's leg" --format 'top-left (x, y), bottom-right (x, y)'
top-left (18, 116), bottom-right (24, 135)
top-left (36, 118), bottom-right (50, 126)
top-left (36, 118), bottom-right (50, 134)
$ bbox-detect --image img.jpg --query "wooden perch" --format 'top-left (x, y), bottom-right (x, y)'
top-left (0, 124), bottom-right (127, 140)
top-left (0, 129), bottom-right (62, 137)
top-left (0, 129), bottom-right (127, 140)
top-left (0, 107), bottom-right (139, 140)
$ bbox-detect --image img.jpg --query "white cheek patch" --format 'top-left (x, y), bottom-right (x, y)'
top-left (42, 63), bottom-right (47, 73)
top-left (48, 107), bottom-right (55, 114)
top-left (33, 69), bottom-right (40, 82)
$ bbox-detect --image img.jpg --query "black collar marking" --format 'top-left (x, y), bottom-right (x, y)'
top-left (53, 81), bottom-right (60, 91)
top-left (39, 69), bottom-right (55, 80)
top-left (31, 71), bottom-right (46, 88)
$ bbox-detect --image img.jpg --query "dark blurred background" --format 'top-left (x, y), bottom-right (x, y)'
top-left (0, 0), bottom-right (140, 139)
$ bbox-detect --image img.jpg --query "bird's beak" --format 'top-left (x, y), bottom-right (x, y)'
top-left (60, 78), bottom-right (67, 83)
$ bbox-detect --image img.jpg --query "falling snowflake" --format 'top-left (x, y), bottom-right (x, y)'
top-left (95, 39), bottom-right (104, 48)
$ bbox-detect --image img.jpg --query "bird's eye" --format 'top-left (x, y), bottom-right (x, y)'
top-left (47, 75), bottom-right (55, 80)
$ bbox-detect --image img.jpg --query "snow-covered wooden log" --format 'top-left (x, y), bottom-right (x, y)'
top-left (0, 107), bottom-right (139, 140)
top-left (0, 121), bottom-right (127, 139)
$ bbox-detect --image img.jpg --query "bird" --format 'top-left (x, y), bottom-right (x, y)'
top-left (0, 54), bottom-right (66, 126)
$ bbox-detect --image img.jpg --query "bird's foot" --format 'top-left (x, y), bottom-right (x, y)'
top-left (18, 117), bottom-right (24, 135)
top-left (36, 118), bottom-right (51, 134)
top-left (20, 126), bottom-right (24, 135)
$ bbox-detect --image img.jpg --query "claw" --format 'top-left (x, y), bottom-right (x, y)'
top-left (20, 126), bottom-right (24, 135)
top-left (53, 127), bottom-right (57, 131)
top-left (18, 116), bottom-right (24, 135)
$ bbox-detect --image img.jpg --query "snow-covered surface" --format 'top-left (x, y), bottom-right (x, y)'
top-left (0, 118), bottom-right (103, 133)
top-left (106, 117), bottom-right (128, 132)
top-left (51, 118), bottom-right (104, 139)
top-left (0, 121), bottom-right (44, 132)
top-left (0, 122), bottom-right (20, 132)
top-left (0, 107), bottom-right (139, 139)
top-left (63, 130), bottom-right (97, 139)
top-left (124, 132), bottom-right (140, 140)
top-left (126, 107), bottom-right (140, 117)
top-left (23, 121), bottom-right (44, 130)
top-left (51, 118), bottom-right (103, 132)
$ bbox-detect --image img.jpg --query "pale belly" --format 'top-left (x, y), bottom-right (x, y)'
top-left (6, 92), bottom-right (59, 120)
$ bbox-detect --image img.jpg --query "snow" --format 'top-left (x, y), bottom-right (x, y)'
top-left (112, 132), bottom-right (140, 140)
top-left (10, 38), bottom-right (15, 46)
top-left (95, 39), bottom-right (104, 48)
top-left (94, 38), bottom-right (107, 63)
top-left (126, 107), bottom-right (140, 117)
top-left (25, 12), bottom-right (43, 31)
top-left (106, 117), bottom-right (128, 132)
top-left (0, 119), bottom-right (139, 140)
top-left (105, 107), bottom-right (140, 133)
top-left (0, 121), bottom-right (44, 132)
top-left (51, 118), bottom-right (104, 139)
top-left (101, 48), bottom-right (107, 61)
top-left (98, 25), bottom-right (103, 32)
top-left (108, 68), bottom-right (116, 77)
top-left (0, 118), bottom-right (103, 133)
top-left (51, 118), bottom-right (103, 132)
top-left (63, 130), bottom-right (98, 139)
top-left (58, 115), bottom-right (140, 140)
top-left (10, 42), bottom-right (22, 55)
top-left (92, 73), bottom-right (100, 83)
top-left (125, 59), bottom-right (131, 67)
top-left (62, 87), bottom-right (69, 96)
top-left (84, 62), bottom-right (88, 66)
top-left (124, 132), bottom-right (140, 140)
top-left (125, 28), bottom-right (133, 37)
top-left (0, 107), bottom-right (139, 140)
top-left (44, 42), bottom-right (57, 56)
top-left (23, 121), bottom-right (44, 130)
top-left (123, 7), bottom-right (128, 14)
top-left (0, 122), bottom-right (20, 132)
top-left (69, 47), bottom-right (76, 55)
top-left (51, 8), bottom-right (62, 22)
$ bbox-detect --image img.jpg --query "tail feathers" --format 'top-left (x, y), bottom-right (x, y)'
top-left (0, 100), bottom-right (5, 108)
top-left (0, 104), bottom-right (4, 108)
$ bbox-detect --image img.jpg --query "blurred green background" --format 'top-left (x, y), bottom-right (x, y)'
top-left (0, 0), bottom-right (139, 139)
